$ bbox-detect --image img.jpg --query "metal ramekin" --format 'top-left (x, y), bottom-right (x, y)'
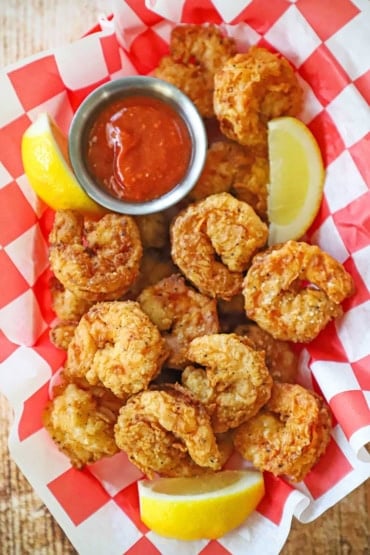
top-left (68, 76), bottom-right (207, 215)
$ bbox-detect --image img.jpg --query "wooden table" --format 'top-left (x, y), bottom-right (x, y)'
top-left (1, 1), bottom-right (369, 553)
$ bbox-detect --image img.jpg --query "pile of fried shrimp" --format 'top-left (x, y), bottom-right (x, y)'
top-left (43, 24), bottom-right (355, 485)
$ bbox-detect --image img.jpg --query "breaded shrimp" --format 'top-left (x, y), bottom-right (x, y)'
top-left (154, 24), bottom-right (236, 118)
top-left (49, 321), bottom-right (77, 351)
top-left (170, 24), bottom-right (236, 75)
top-left (154, 57), bottom-right (215, 118)
top-left (49, 276), bottom-right (94, 350)
top-left (49, 276), bottom-right (93, 321)
top-left (114, 385), bottom-right (223, 478)
top-left (189, 141), bottom-right (269, 218)
top-left (233, 382), bottom-right (332, 482)
top-left (49, 210), bottom-right (142, 302)
top-left (243, 241), bottom-right (355, 342)
top-left (234, 323), bottom-right (298, 383)
top-left (64, 301), bottom-right (169, 398)
top-left (214, 46), bottom-right (303, 148)
top-left (182, 333), bottom-right (273, 433)
top-left (138, 274), bottom-right (219, 368)
top-left (43, 383), bottom-right (121, 468)
top-left (171, 193), bottom-right (268, 300)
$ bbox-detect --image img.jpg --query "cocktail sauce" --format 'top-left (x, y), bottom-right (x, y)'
top-left (86, 96), bottom-right (192, 202)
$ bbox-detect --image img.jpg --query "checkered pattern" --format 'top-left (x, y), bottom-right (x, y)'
top-left (1, 1), bottom-right (370, 553)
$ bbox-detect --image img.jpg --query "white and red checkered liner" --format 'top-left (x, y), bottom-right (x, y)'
top-left (1, 1), bottom-right (369, 553)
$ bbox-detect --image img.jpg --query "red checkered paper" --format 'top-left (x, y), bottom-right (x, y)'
top-left (1, 0), bottom-right (370, 553)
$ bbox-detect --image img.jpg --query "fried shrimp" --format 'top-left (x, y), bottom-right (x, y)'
top-left (182, 333), bottom-right (273, 433)
top-left (49, 276), bottom-right (93, 321)
top-left (171, 193), bottom-right (268, 300)
top-left (189, 141), bottom-right (269, 218)
top-left (49, 276), bottom-right (94, 350)
top-left (49, 210), bottom-right (142, 302)
top-left (234, 323), bottom-right (298, 383)
top-left (49, 321), bottom-right (78, 351)
top-left (154, 25), bottom-right (236, 118)
top-left (64, 301), bottom-right (168, 398)
top-left (154, 58), bottom-right (215, 118)
top-left (243, 240), bottom-right (355, 342)
top-left (43, 383), bottom-right (121, 468)
top-left (114, 385), bottom-right (223, 478)
top-left (138, 274), bottom-right (219, 369)
top-left (214, 46), bottom-right (303, 148)
top-left (233, 383), bottom-right (332, 482)
top-left (170, 24), bottom-right (236, 75)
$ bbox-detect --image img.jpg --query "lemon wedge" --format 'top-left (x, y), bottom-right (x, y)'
top-left (267, 116), bottom-right (325, 245)
top-left (138, 469), bottom-right (264, 540)
top-left (21, 112), bottom-right (104, 215)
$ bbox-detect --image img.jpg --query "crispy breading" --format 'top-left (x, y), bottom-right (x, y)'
top-left (49, 210), bottom-right (142, 302)
top-left (233, 382), bottom-right (332, 482)
top-left (214, 46), bottom-right (303, 148)
top-left (189, 141), bottom-right (269, 218)
top-left (243, 240), bottom-right (355, 342)
top-left (171, 193), bottom-right (268, 300)
top-left (234, 323), bottom-right (298, 383)
top-left (64, 301), bottom-right (169, 398)
top-left (138, 273), bottom-right (219, 368)
top-left (154, 56), bottom-right (215, 118)
top-left (114, 385), bottom-right (223, 478)
top-left (182, 333), bottom-right (273, 432)
top-left (43, 383), bottom-right (121, 468)
top-left (170, 24), bottom-right (236, 74)
top-left (154, 25), bottom-right (236, 118)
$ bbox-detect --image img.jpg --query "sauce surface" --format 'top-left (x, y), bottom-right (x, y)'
top-left (86, 96), bottom-right (192, 202)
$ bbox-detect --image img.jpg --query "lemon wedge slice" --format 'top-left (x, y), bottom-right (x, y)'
top-left (21, 112), bottom-right (104, 215)
top-left (138, 469), bottom-right (265, 540)
top-left (267, 116), bottom-right (325, 245)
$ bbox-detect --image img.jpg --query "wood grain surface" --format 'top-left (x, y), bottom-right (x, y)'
top-left (0, 1), bottom-right (369, 553)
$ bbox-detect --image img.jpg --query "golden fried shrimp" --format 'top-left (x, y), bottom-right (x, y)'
top-left (233, 383), bottom-right (332, 482)
top-left (243, 240), bottom-right (356, 343)
top-left (232, 154), bottom-right (269, 219)
top-left (134, 213), bottom-right (168, 249)
top-left (154, 25), bottom-right (236, 119)
top-left (154, 56), bottom-right (214, 118)
top-left (234, 323), bottom-right (298, 383)
top-left (49, 276), bottom-right (93, 321)
top-left (188, 141), bottom-right (269, 219)
top-left (49, 276), bottom-right (94, 350)
top-left (43, 383), bottom-right (121, 468)
top-left (214, 46), bottom-right (303, 148)
top-left (171, 193), bottom-right (268, 300)
top-left (49, 321), bottom-right (77, 351)
top-left (49, 210), bottom-right (142, 302)
top-left (170, 24), bottom-right (236, 75)
top-left (182, 333), bottom-right (273, 433)
top-left (114, 385), bottom-right (223, 478)
top-left (138, 274), bottom-right (219, 369)
top-left (64, 301), bottom-right (168, 398)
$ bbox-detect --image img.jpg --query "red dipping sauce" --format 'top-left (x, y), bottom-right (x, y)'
top-left (86, 96), bottom-right (192, 202)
